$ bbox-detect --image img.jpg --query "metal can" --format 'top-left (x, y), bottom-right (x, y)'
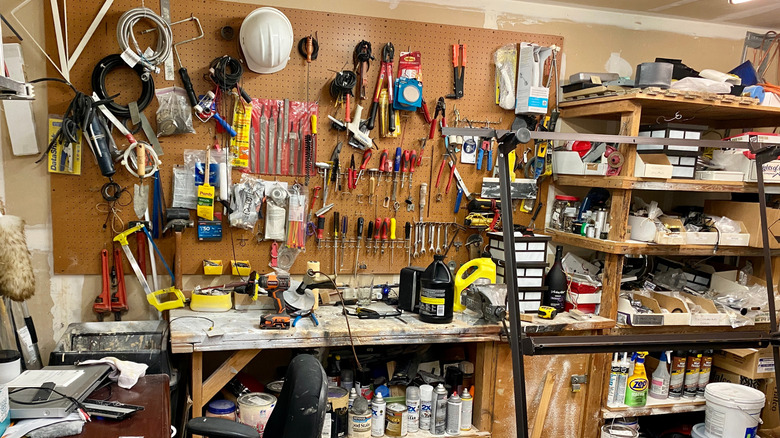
top-left (349, 396), bottom-right (371, 438)
top-left (460, 388), bottom-right (473, 431)
top-left (265, 380), bottom-right (284, 398)
top-left (237, 392), bottom-right (277, 438)
top-left (431, 384), bottom-right (447, 436)
top-left (370, 393), bottom-right (386, 437)
top-left (385, 403), bottom-right (407, 436)
top-left (446, 392), bottom-right (462, 435)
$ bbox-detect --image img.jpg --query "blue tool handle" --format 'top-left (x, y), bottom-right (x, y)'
top-left (393, 147), bottom-right (402, 172)
top-left (476, 148), bottom-right (484, 170)
top-left (212, 112), bottom-right (237, 137)
top-left (454, 188), bottom-right (463, 213)
top-left (487, 150), bottom-right (493, 171)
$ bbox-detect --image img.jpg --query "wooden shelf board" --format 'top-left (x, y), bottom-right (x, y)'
top-left (602, 397), bottom-right (705, 419)
top-left (553, 175), bottom-right (780, 194)
top-left (559, 92), bottom-right (780, 128)
top-left (521, 313), bottom-right (615, 333)
top-left (400, 427), bottom-right (489, 437)
top-left (545, 228), bottom-right (776, 256)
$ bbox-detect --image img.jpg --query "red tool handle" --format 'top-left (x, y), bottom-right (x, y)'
top-left (316, 216), bottom-right (326, 239)
top-left (461, 44), bottom-right (467, 65)
top-left (420, 100), bottom-right (432, 124)
top-left (428, 119), bottom-right (437, 140)
top-left (112, 248), bottom-right (128, 312)
top-left (374, 218), bottom-right (381, 240)
top-left (402, 150), bottom-right (411, 172)
top-left (345, 93), bottom-right (351, 123)
top-left (360, 149), bottom-right (372, 170)
top-left (435, 156), bottom-right (447, 188)
top-left (409, 151), bottom-right (418, 173)
top-left (310, 186), bottom-right (322, 211)
top-left (451, 44), bottom-right (458, 67)
top-left (94, 250), bottom-right (112, 314)
top-left (382, 218), bottom-right (389, 240)
top-left (379, 149), bottom-right (388, 172)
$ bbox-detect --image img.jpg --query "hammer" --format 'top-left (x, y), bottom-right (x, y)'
top-left (163, 208), bottom-right (194, 290)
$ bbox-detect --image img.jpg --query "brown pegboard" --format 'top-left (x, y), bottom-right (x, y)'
top-left (46, 0), bottom-right (563, 275)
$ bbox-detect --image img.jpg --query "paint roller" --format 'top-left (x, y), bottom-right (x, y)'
top-left (0, 202), bottom-right (43, 369)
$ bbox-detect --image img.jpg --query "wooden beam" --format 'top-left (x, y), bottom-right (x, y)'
top-left (201, 349), bottom-right (261, 403)
top-left (474, 342), bottom-right (498, 432)
top-left (191, 351), bottom-right (203, 417)
top-left (581, 352), bottom-right (609, 438)
top-left (530, 371), bottom-right (556, 438)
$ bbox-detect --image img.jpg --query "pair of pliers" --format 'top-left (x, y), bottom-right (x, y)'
top-left (428, 97), bottom-right (446, 139)
top-left (477, 138), bottom-right (492, 171)
top-left (446, 44), bottom-right (466, 99)
top-left (347, 155), bottom-right (357, 190)
top-left (292, 310), bottom-right (319, 327)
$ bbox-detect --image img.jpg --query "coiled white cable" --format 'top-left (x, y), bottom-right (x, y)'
top-left (116, 7), bottom-right (172, 74)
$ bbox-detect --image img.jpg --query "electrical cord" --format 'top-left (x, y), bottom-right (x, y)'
top-left (209, 56), bottom-right (250, 103)
top-left (309, 270), bottom-right (362, 370)
top-left (329, 70), bottom-right (357, 100)
top-left (116, 7), bottom-right (172, 73)
top-left (91, 54), bottom-right (155, 119)
top-left (10, 386), bottom-right (91, 421)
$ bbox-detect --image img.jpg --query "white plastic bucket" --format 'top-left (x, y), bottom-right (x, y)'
top-left (704, 382), bottom-right (765, 438)
top-left (691, 423), bottom-right (707, 438)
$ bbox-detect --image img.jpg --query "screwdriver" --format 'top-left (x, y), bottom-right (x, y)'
top-left (409, 150), bottom-right (417, 188)
top-left (366, 219), bottom-right (374, 254)
top-left (340, 216), bottom-right (348, 269)
top-left (381, 218), bottom-right (390, 255)
top-left (405, 222), bottom-right (412, 266)
top-left (374, 218), bottom-right (381, 254)
top-left (316, 216), bottom-right (326, 249)
top-left (354, 217), bottom-right (364, 276)
top-left (401, 150), bottom-right (411, 188)
top-left (378, 149), bottom-right (388, 186)
top-left (333, 212), bottom-right (340, 278)
top-left (390, 218), bottom-right (396, 262)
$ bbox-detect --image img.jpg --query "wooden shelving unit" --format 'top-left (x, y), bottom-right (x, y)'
top-left (545, 93), bottom-right (780, 436)
top-left (602, 397), bottom-right (705, 419)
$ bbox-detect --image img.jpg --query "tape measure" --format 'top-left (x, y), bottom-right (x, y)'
top-left (537, 306), bottom-right (558, 320)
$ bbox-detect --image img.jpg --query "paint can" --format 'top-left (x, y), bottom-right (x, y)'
top-left (327, 386), bottom-right (349, 438)
top-left (265, 380), bottom-right (284, 398)
top-left (349, 396), bottom-right (372, 438)
top-left (406, 386), bottom-right (420, 433)
top-left (385, 403), bottom-right (407, 436)
top-left (600, 424), bottom-right (639, 438)
top-left (419, 384), bottom-right (433, 431)
top-left (237, 392), bottom-right (277, 437)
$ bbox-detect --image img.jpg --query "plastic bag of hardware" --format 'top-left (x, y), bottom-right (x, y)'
top-left (155, 87), bottom-right (195, 136)
top-left (264, 183), bottom-right (289, 241)
top-left (712, 215), bottom-right (741, 234)
top-left (493, 45), bottom-right (517, 110)
top-left (184, 149), bottom-right (227, 187)
top-left (285, 184), bottom-right (307, 249)
top-left (172, 165), bottom-right (197, 209)
top-left (229, 174), bottom-right (265, 230)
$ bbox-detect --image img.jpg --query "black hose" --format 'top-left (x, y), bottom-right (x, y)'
top-left (297, 37), bottom-right (319, 61)
top-left (353, 40), bottom-right (373, 68)
top-left (209, 55), bottom-right (250, 102)
top-left (91, 54), bottom-right (154, 119)
top-left (329, 70), bottom-right (357, 99)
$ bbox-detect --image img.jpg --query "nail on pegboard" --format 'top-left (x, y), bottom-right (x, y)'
top-left (45, 0), bottom-right (563, 275)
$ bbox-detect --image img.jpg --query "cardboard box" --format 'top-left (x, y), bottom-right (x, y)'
top-left (695, 170), bottom-right (745, 181)
top-left (684, 292), bottom-right (732, 326)
top-left (654, 216), bottom-right (685, 245)
top-left (552, 150), bottom-right (607, 175)
top-left (712, 147), bottom-right (780, 183)
top-left (711, 270), bottom-right (767, 296)
top-left (705, 200), bottom-right (780, 249)
top-left (686, 229), bottom-right (719, 246)
top-left (710, 367), bottom-right (778, 432)
top-left (649, 291), bottom-right (691, 325)
top-left (714, 348), bottom-right (775, 379)
top-left (617, 295), bottom-right (664, 326)
top-left (515, 43), bottom-right (552, 115)
top-left (634, 153), bottom-right (673, 179)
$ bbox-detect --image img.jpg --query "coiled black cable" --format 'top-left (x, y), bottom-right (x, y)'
top-left (91, 54), bottom-right (154, 119)
top-left (209, 55), bottom-right (250, 102)
top-left (297, 36), bottom-right (319, 61)
top-left (353, 40), bottom-right (374, 67)
top-left (329, 70), bottom-right (357, 99)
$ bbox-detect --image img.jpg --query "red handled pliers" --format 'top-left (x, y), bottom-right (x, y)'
top-left (348, 155), bottom-right (357, 190)
top-left (429, 97), bottom-right (446, 139)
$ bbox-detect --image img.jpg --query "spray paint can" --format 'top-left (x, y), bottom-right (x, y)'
top-left (460, 388), bottom-right (473, 431)
top-left (431, 383), bottom-right (447, 436)
top-left (406, 386), bottom-right (420, 433)
top-left (668, 350), bottom-right (687, 399)
top-left (419, 385), bottom-right (433, 431)
top-left (370, 393), bottom-right (386, 437)
top-left (349, 396), bottom-right (371, 438)
top-left (446, 392), bottom-right (462, 436)
top-left (697, 349), bottom-right (713, 398)
top-left (683, 351), bottom-right (702, 399)
top-left (349, 387), bottom-right (358, 410)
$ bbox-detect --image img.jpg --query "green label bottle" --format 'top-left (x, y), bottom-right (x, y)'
top-left (625, 352), bottom-right (649, 407)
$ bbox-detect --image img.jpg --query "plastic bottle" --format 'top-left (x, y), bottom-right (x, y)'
top-left (544, 246), bottom-right (567, 312)
top-left (460, 388), bottom-right (473, 431)
top-left (406, 386), bottom-right (420, 433)
top-left (649, 352), bottom-right (670, 400)
top-left (607, 353), bottom-right (620, 407)
top-left (370, 393), bottom-right (386, 437)
top-left (668, 350), bottom-right (687, 399)
top-left (341, 368), bottom-right (354, 390)
top-left (625, 352), bottom-right (649, 407)
top-left (419, 384), bottom-right (433, 431)
top-left (683, 351), bottom-right (702, 399)
top-left (327, 355), bottom-right (342, 387)
top-left (446, 391), bottom-right (462, 436)
top-left (615, 353), bottom-right (630, 405)
top-left (419, 255), bottom-right (455, 323)
top-left (697, 349), bottom-right (713, 398)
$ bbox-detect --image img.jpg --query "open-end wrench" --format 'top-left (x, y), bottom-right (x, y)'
top-left (428, 223), bottom-right (435, 254)
top-left (435, 224), bottom-right (442, 255)
top-left (444, 225), bottom-right (449, 254)
top-left (420, 224), bottom-right (427, 257)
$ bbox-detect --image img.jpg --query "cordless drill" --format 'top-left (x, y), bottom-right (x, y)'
top-left (235, 271), bottom-right (292, 329)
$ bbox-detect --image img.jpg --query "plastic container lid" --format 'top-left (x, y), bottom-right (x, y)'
top-left (406, 386), bottom-right (420, 400)
top-left (555, 195), bottom-right (580, 201)
top-left (704, 382), bottom-right (766, 406)
top-left (0, 351), bottom-right (21, 364)
top-left (691, 423), bottom-right (707, 438)
top-left (372, 392), bottom-right (384, 403)
top-left (420, 384), bottom-right (433, 399)
top-left (207, 399), bottom-right (236, 415)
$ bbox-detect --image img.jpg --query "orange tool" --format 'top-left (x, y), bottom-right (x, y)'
top-left (110, 248), bottom-right (128, 319)
top-left (93, 249), bottom-right (112, 319)
top-left (446, 43), bottom-right (466, 99)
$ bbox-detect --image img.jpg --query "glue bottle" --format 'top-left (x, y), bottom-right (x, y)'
top-left (607, 353), bottom-right (620, 407)
top-left (615, 353), bottom-right (630, 405)
top-left (625, 352), bottom-right (649, 407)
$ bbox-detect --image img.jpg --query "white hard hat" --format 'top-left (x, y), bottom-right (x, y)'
top-left (240, 7), bottom-right (294, 74)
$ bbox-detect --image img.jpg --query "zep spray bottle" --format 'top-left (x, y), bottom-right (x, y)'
top-left (625, 352), bottom-right (649, 407)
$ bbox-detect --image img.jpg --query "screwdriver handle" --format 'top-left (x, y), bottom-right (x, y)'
top-left (393, 147), bottom-right (402, 172)
top-left (374, 218), bottom-right (381, 240)
top-left (178, 67), bottom-right (198, 107)
top-left (366, 220), bottom-right (374, 243)
top-left (382, 218), bottom-right (389, 240)
top-left (334, 212), bottom-right (340, 238)
top-left (357, 217), bottom-right (364, 239)
top-left (402, 150), bottom-right (411, 172)
top-left (360, 149), bottom-right (372, 170)
top-left (390, 218), bottom-right (396, 240)
top-left (409, 151), bottom-right (417, 173)
top-left (379, 149), bottom-right (388, 172)
top-left (316, 216), bottom-right (325, 239)
top-left (341, 216), bottom-right (348, 237)
top-left (369, 176), bottom-right (376, 196)
top-left (405, 222), bottom-right (411, 240)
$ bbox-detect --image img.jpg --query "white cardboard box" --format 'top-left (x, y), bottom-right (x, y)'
top-left (635, 153), bottom-right (673, 179)
top-left (685, 293), bottom-right (733, 326)
top-left (711, 270), bottom-right (766, 295)
top-left (686, 230), bottom-right (719, 245)
top-left (553, 150), bottom-right (607, 175)
top-left (712, 148), bottom-right (780, 183)
top-left (695, 170), bottom-right (745, 181)
top-left (716, 220), bottom-right (750, 246)
top-left (654, 216), bottom-right (686, 245)
top-left (515, 43), bottom-right (552, 115)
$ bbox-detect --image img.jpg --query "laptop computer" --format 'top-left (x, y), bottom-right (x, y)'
top-left (8, 364), bottom-right (111, 419)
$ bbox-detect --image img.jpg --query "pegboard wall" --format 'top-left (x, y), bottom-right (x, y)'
top-left (46, 0), bottom-right (563, 275)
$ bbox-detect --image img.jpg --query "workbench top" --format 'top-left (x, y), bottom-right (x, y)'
top-left (169, 304), bottom-right (502, 353)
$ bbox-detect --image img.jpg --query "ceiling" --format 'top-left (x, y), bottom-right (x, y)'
top-left (520, 0), bottom-right (780, 28)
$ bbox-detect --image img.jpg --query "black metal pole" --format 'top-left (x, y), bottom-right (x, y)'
top-left (751, 141), bottom-right (780, 427)
top-left (497, 131), bottom-right (529, 438)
